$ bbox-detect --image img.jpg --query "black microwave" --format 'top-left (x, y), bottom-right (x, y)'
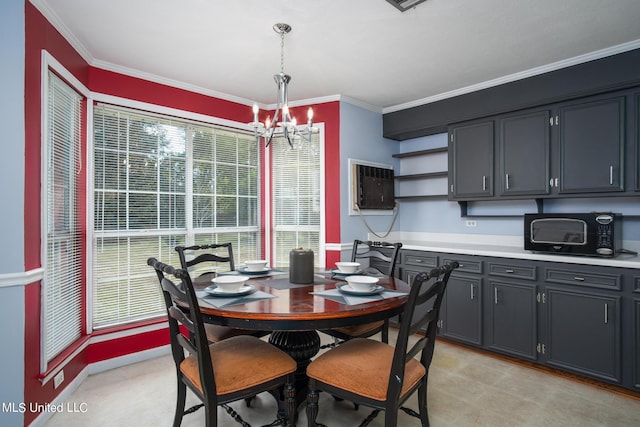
top-left (524, 213), bottom-right (621, 257)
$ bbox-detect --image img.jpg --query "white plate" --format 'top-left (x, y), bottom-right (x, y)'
top-left (237, 267), bottom-right (271, 275)
top-left (337, 283), bottom-right (384, 296)
top-left (331, 269), bottom-right (364, 276)
top-left (204, 284), bottom-right (256, 297)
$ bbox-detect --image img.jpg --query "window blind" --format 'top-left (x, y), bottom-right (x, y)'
top-left (43, 72), bottom-right (84, 368)
top-left (271, 135), bottom-right (322, 267)
top-left (93, 106), bottom-right (260, 328)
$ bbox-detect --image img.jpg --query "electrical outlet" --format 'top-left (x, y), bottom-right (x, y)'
top-left (54, 370), bottom-right (64, 389)
top-left (465, 220), bottom-right (477, 227)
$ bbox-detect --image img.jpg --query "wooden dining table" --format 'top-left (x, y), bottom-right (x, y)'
top-left (192, 270), bottom-right (410, 406)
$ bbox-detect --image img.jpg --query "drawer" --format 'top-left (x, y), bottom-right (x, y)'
top-left (442, 256), bottom-right (482, 274)
top-left (488, 262), bottom-right (536, 281)
top-left (545, 267), bottom-right (621, 290)
top-left (403, 252), bottom-right (438, 268)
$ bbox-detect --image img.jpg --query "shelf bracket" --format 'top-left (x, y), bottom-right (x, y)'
top-left (458, 201), bottom-right (468, 217)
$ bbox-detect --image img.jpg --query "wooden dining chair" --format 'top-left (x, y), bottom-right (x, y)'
top-left (175, 243), bottom-right (268, 343)
top-left (323, 240), bottom-right (403, 344)
top-left (306, 261), bottom-right (459, 427)
top-left (148, 257), bottom-right (296, 427)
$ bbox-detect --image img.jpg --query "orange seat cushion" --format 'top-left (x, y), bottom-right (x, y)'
top-left (307, 338), bottom-right (425, 401)
top-left (180, 335), bottom-right (296, 395)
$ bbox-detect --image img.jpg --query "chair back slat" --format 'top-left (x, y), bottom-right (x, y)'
top-left (387, 261), bottom-right (458, 402)
top-left (351, 240), bottom-right (402, 277)
top-left (175, 242), bottom-right (236, 275)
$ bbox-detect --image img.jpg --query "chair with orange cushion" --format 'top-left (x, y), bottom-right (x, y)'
top-left (306, 261), bottom-right (459, 427)
top-left (323, 240), bottom-right (402, 344)
top-left (175, 243), bottom-right (268, 343)
top-left (148, 257), bottom-right (296, 427)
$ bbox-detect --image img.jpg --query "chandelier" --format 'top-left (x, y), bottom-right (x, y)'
top-left (249, 23), bottom-right (317, 148)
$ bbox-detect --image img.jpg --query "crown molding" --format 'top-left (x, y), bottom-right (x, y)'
top-left (383, 39), bottom-right (640, 114)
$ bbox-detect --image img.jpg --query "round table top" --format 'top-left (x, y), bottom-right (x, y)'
top-left (193, 271), bottom-right (410, 331)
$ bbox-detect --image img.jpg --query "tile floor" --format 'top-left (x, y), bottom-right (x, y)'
top-left (45, 331), bottom-right (640, 427)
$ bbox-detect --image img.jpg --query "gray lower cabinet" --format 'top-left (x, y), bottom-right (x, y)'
top-left (396, 248), bottom-right (636, 390)
top-left (545, 287), bottom-right (621, 383)
top-left (634, 298), bottom-right (640, 390)
top-left (440, 274), bottom-right (483, 345)
top-left (488, 280), bottom-right (538, 360)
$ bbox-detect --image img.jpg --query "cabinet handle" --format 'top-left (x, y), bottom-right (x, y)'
top-left (604, 304), bottom-right (608, 324)
top-left (609, 166), bottom-right (613, 185)
top-left (555, 116), bottom-right (559, 125)
top-left (505, 269), bottom-right (514, 274)
top-left (549, 178), bottom-right (554, 187)
top-left (536, 292), bottom-right (541, 303)
top-left (554, 178), bottom-right (559, 187)
top-left (494, 288), bottom-right (499, 304)
top-left (505, 174), bottom-right (510, 190)
top-left (482, 175), bottom-right (487, 191)
top-left (573, 276), bottom-right (585, 282)
top-left (470, 284), bottom-right (475, 300)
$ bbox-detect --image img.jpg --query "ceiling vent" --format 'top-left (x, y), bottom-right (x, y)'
top-left (386, 0), bottom-right (429, 12)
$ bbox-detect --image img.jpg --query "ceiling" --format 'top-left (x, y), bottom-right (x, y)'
top-left (33, 0), bottom-right (640, 113)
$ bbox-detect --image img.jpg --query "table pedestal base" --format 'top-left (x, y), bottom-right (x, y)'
top-left (269, 330), bottom-right (321, 409)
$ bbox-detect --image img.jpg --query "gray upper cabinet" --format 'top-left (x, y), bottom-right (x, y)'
top-left (447, 90), bottom-right (634, 202)
top-left (448, 120), bottom-right (494, 199)
top-left (498, 110), bottom-right (551, 196)
top-left (556, 95), bottom-right (625, 194)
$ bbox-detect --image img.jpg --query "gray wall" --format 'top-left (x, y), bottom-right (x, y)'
top-left (0, 1), bottom-right (26, 426)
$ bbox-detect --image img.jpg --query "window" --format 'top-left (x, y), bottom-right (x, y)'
top-left (93, 106), bottom-right (260, 328)
top-left (270, 133), bottom-right (324, 267)
top-left (42, 72), bottom-right (84, 370)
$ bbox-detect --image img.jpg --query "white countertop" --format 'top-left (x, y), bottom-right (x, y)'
top-left (400, 240), bottom-right (640, 269)
top-left (378, 233), bottom-right (640, 269)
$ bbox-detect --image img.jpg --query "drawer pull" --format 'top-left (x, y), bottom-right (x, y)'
top-left (573, 276), bottom-right (585, 282)
top-left (505, 269), bottom-right (514, 274)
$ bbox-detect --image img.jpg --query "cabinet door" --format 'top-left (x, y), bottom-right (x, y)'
top-left (440, 275), bottom-right (482, 345)
top-left (488, 281), bottom-right (538, 360)
top-left (636, 93), bottom-right (640, 191)
top-left (546, 288), bottom-right (620, 383)
top-left (499, 110), bottom-right (550, 196)
top-left (557, 96), bottom-right (625, 194)
top-left (635, 298), bottom-right (640, 390)
top-left (449, 121), bottom-right (494, 199)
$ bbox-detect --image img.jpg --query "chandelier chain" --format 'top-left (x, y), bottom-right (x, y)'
top-left (280, 30), bottom-right (285, 74)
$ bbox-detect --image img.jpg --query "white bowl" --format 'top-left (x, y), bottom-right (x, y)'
top-left (244, 260), bottom-right (268, 272)
top-left (212, 275), bottom-right (249, 292)
top-left (335, 261), bottom-right (360, 273)
top-left (345, 275), bottom-right (379, 291)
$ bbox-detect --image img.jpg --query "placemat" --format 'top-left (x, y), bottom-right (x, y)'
top-left (310, 288), bottom-right (408, 306)
top-left (258, 276), bottom-right (334, 290)
top-left (196, 289), bottom-right (276, 308)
